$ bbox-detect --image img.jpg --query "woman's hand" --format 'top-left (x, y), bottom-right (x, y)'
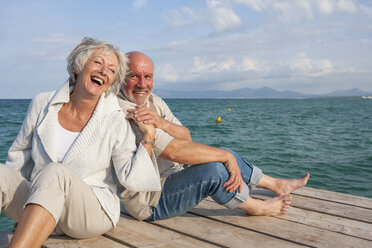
top-left (223, 153), bottom-right (244, 193)
top-left (126, 106), bottom-right (156, 140)
top-left (127, 105), bottom-right (165, 129)
top-left (137, 120), bottom-right (156, 141)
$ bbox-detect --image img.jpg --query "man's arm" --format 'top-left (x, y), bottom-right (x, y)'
top-left (128, 105), bottom-right (191, 141)
top-left (160, 139), bottom-right (243, 192)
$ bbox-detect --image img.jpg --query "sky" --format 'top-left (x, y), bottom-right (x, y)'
top-left (1, 0), bottom-right (372, 98)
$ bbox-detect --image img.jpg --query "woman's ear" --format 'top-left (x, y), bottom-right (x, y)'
top-left (74, 70), bottom-right (79, 80)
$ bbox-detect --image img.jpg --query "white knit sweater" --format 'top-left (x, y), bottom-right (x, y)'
top-left (5, 81), bottom-right (161, 225)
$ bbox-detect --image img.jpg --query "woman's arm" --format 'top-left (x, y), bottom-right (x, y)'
top-left (5, 93), bottom-right (49, 175)
top-left (111, 117), bottom-right (161, 192)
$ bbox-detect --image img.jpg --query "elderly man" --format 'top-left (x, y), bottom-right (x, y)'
top-left (116, 51), bottom-right (309, 221)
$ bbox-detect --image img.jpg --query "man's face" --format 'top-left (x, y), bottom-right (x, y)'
top-left (123, 54), bottom-right (154, 105)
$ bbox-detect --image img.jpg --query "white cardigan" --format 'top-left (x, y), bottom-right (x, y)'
top-left (5, 81), bottom-right (161, 225)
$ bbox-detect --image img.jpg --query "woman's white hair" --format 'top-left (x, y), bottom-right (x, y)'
top-left (67, 37), bottom-right (128, 96)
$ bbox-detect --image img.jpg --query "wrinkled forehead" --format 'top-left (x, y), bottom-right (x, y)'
top-left (89, 48), bottom-right (115, 59)
top-left (128, 55), bottom-right (153, 74)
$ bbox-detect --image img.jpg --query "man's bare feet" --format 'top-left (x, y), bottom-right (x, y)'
top-left (238, 195), bottom-right (292, 216)
top-left (273, 173), bottom-right (310, 196)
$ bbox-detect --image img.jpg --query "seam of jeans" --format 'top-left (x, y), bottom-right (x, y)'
top-left (162, 179), bottom-right (221, 198)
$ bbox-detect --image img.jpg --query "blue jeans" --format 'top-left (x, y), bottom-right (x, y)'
top-left (146, 148), bottom-right (262, 221)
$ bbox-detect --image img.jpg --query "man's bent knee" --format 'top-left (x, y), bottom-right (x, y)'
top-left (191, 162), bottom-right (229, 181)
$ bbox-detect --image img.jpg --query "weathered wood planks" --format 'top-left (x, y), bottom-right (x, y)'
top-left (1, 187), bottom-right (371, 248)
top-left (149, 212), bottom-right (303, 248)
top-left (104, 214), bottom-right (217, 248)
top-left (194, 199), bottom-right (371, 247)
top-left (293, 187), bottom-right (372, 209)
top-left (43, 235), bottom-right (129, 248)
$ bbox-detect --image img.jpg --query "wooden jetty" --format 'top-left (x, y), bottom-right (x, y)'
top-left (1, 187), bottom-right (371, 247)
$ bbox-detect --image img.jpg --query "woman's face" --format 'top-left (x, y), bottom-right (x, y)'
top-left (75, 49), bottom-right (119, 98)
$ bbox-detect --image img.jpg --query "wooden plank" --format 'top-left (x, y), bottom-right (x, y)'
top-left (42, 235), bottom-right (128, 248)
top-left (104, 213), bottom-right (218, 248)
top-left (276, 205), bottom-right (372, 241)
top-left (190, 200), bottom-right (372, 248)
top-left (251, 187), bottom-right (372, 210)
top-left (251, 191), bottom-right (372, 224)
top-left (293, 187), bottom-right (372, 209)
top-left (0, 231), bottom-right (127, 248)
top-left (290, 194), bottom-right (372, 224)
top-left (205, 196), bottom-right (372, 241)
top-left (152, 212), bottom-right (307, 248)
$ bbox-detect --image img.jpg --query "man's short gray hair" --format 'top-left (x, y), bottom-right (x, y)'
top-left (67, 37), bottom-right (128, 95)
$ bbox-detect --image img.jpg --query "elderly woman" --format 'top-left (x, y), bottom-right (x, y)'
top-left (0, 37), bottom-right (160, 247)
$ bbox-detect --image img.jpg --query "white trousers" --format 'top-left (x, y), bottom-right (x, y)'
top-left (0, 163), bottom-right (113, 239)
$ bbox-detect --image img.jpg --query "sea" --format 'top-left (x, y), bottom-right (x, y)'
top-left (1, 97), bottom-right (371, 230)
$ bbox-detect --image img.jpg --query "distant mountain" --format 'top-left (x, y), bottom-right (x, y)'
top-left (153, 87), bottom-right (372, 99)
top-left (325, 88), bottom-right (370, 97)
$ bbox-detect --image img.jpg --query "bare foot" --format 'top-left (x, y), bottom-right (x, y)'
top-left (239, 195), bottom-right (292, 216)
top-left (274, 173), bottom-right (309, 196)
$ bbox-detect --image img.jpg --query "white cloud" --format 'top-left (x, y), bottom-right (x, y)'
top-left (164, 0), bottom-right (242, 33)
top-left (315, 0), bottom-right (357, 15)
top-left (232, 0), bottom-right (360, 22)
top-left (289, 52), bottom-right (334, 77)
top-left (206, 0), bottom-right (242, 32)
top-left (191, 56), bottom-right (218, 73)
top-left (190, 56), bottom-right (239, 74)
top-left (153, 54), bottom-right (272, 88)
top-left (165, 7), bottom-right (200, 27)
top-left (189, 56), bottom-right (270, 76)
top-left (132, 0), bottom-right (148, 10)
top-left (242, 57), bottom-right (270, 72)
top-left (217, 57), bottom-right (236, 71)
top-left (336, 0), bottom-right (357, 13)
top-left (317, 0), bottom-right (335, 16)
top-left (164, 0), bottom-right (362, 35)
top-left (156, 63), bottom-right (180, 82)
top-left (232, 0), bottom-right (266, 12)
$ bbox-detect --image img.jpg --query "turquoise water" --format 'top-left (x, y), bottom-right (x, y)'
top-left (170, 98), bottom-right (372, 198)
top-left (1, 98), bottom-right (371, 230)
top-left (0, 99), bottom-right (29, 231)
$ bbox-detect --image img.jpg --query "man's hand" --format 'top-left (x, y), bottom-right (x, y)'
top-left (223, 154), bottom-right (244, 193)
top-left (128, 105), bottom-right (191, 141)
top-left (127, 105), bottom-right (165, 129)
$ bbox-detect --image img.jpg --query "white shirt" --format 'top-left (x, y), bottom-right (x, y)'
top-left (55, 120), bottom-right (80, 162)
